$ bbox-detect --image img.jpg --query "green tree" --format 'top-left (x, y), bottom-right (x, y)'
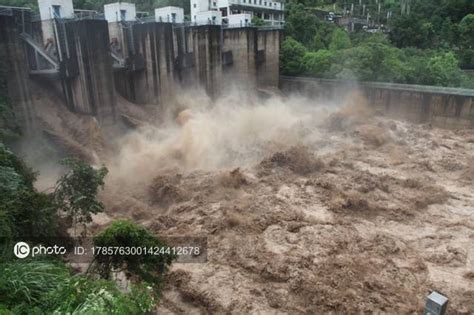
top-left (284, 3), bottom-right (319, 46)
top-left (0, 144), bottom-right (59, 244)
top-left (91, 220), bottom-right (175, 290)
top-left (459, 13), bottom-right (474, 45)
top-left (280, 37), bottom-right (307, 75)
top-left (302, 50), bottom-right (334, 77)
top-left (54, 158), bottom-right (108, 237)
top-left (310, 20), bottom-right (336, 51)
top-left (328, 28), bottom-right (351, 51)
top-left (424, 52), bottom-right (464, 86)
top-left (389, 14), bottom-right (432, 48)
top-left (459, 14), bottom-right (474, 68)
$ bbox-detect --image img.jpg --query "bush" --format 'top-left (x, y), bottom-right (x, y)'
top-left (303, 50), bottom-right (334, 77)
top-left (328, 28), bottom-right (351, 51)
top-left (0, 258), bottom-right (156, 314)
top-left (280, 37), bottom-right (307, 76)
top-left (54, 158), bottom-right (108, 236)
top-left (0, 144), bottom-right (59, 245)
top-left (91, 220), bottom-right (175, 289)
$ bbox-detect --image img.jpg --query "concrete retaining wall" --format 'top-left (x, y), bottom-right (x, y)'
top-left (115, 22), bottom-right (176, 105)
top-left (280, 76), bottom-right (474, 129)
top-left (2, 10), bottom-right (282, 135)
top-left (222, 27), bottom-right (257, 89)
top-left (192, 25), bottom-right (222, 99)
top-left (0, 15), bottom-right (36, 134)
top-left (256, 29), bottom-right (280, 88)
top-left (62, 19), bottom-right (116, 125)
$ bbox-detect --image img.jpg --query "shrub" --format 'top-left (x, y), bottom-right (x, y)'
top-left (0, 258), bottom-right (156, 314)
top-left (303, 50), bottom-right (334, 77)
top-left (91, 220), bottom-right (175, 290)
top-left (54, 158), bottom-right (108, 236)
top-left (280, 37), bottom-right (307, 75)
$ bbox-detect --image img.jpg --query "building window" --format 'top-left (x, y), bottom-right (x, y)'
top-left (254, 0), bottom-right (256, 4)
top-left (213, 2), bottom-right (216, 6)
top-left (264, 13), bottom-right (269, 19)
top-left (52, 5), bottom-right (61, 18)
top-left (243, 0), bottom-right (245, 2)
top-left (194, 3), bottom-right (196, 7)
top-left (264, 2), bottom-right (266, 5)
top-left (120, 9), bottom-right (126, 20)
top-left (259, 0), bottom-right (262, 4)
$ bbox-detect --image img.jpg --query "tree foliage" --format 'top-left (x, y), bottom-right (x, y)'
top-left (54, 158), bottom-right (108, 236)
top-left (328, 28), bottom-right (351, 51)
top-left (281, 37), bottom-right (307, 76)
top-left (302, 50), bottom-right (333, 77)
top-left (0, 258), bottom-right (156, 314)
top-left (0, 148), bottom-right (162, 314)
top-left (282, 0), bottom-right (474, 87)
top-left (0, 144), bottom-right (59, 244)
top-left (91, 219), bottom-right (175, 290)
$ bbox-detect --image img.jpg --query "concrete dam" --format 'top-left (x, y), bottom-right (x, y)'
top-left (1, 6), bottom-right (472, 138)
top-left (0, 7), bottom-right (281, 133)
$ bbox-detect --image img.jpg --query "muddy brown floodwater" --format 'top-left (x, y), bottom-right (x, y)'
top-left (34, 88), bottom-right (474, 314)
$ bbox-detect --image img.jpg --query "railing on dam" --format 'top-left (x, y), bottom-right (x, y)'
top-left (280, 76), bottom-right (474, 97)
top-left (279, 76), bottom-right (474, 129)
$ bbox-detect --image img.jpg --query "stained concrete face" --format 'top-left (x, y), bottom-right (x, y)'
top-left (256, 29), bottom-right (281, 88)
top-left (2, 9), bottom-right (282, 133)
top-left (280, 77), bottom-right (474, 129)
top-left (192, 25), bottom-right (223, 99)
top-left (114, 23), bottom-right (225, 106)
top-left (222, 27), bottom-right (257, 89)
top-left (61, 19), bottom-right (117, 125)
top-left (0, 15), bottom-right (36, 135)
top-left (118, 22), bottom-right (177, 105)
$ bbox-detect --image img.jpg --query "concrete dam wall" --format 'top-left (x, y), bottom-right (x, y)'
top-left (280, 76), bottom-right (474, 129)
top-left (0, 11), bottom-right (281, 133)
top-left (114, 24), bottom-right (281, 104)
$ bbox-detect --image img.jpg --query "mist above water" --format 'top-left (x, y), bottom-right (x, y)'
top-left (106, 88), bottom-right (355, 186)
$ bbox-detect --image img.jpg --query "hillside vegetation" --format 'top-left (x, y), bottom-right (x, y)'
top-left (283, 0), bottom-right (474, 88)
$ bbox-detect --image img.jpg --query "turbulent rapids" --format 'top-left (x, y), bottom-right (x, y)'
top-left (28, 86), bottom-right (474, 313)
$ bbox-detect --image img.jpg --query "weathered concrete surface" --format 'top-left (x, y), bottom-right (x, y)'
top-left (192, 25), bottom-right (222, 99)
top-left (256, 29), bottom-right (281, 88)
top-left (115, 22), bottom-right (176, 105)
top-left (280, 76), bottom-right (474, 129)
top-left (62, 19), bottom-right (117, 125)
top-left (114, 23), bottom-right (224, 105)
top-left (113, 24), bottom-right (281, 106)
top-left (222, 27), bottom-right (257, 89)
top-left (0, 15), bottom-right (36, 134)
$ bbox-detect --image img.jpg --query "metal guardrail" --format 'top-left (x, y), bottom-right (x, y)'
top-left (280, 76), bottom-right (474, 97)
top-left (227, 0), bottom-right (284, 11)
top-left (0, 5), bottom-right (30, 16)
top-left (136, 15), bottom-right (156, 24)
top-left (222, 23), bottom-right (283, 29)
